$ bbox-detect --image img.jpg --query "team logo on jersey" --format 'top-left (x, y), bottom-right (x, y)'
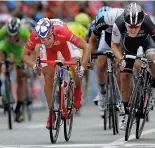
top-left (57, 34), bottom-right (65, 38)
top-left (96, 22), bottom-right (106, 29)
top-left (113, 30), bottom-right (119, 36)
top-left (54, 41), bottom-right (61, 45)
top-left (27, 39), bottom-right (34, 47)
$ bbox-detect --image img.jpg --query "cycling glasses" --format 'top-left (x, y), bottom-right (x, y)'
top-left (125, 22), bottom-right (141, 29)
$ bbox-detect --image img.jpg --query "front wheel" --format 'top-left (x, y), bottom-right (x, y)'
top-left (49, 78), bottom-right (61, 143)
top-left (64, 82), bottom-right (74, 141)
top-left (5, 77), bottom-right (12, 130)
top-left (136, 85), bottom-right (151, 139)
top-left (125, 78), bottom-right (142, 141)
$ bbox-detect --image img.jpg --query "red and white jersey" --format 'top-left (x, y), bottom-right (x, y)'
top-left (25, 19), bottom-right (81, 51)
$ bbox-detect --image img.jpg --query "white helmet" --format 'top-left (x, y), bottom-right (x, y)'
top-left (104, 8), bottom-right (124, 26)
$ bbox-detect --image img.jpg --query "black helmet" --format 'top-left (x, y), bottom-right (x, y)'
top-left (6, 17), bottom-right (21, 36)
top-left (124, 3), bottom-right (144, 26)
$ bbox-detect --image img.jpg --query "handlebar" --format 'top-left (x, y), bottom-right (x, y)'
top-left (124, 55), bottom-right (155, 63)
top-left (36, 56), bottom-right (81, 70)
top-left (92, 50), bottom-right (113, 56)
top-left (91, 51), bottom-right (114, 60)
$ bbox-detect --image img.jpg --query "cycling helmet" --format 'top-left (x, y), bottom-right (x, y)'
top-left (67, 22), bottom-right (87, 39)
top-left (35, 18), bottom-right (53, 38)
top-left (104, 8), bottom-right (124, 25)
top-left (6, 17), bottom-right (21, 36)
top-left (96, 6), bottom-right (111, 22)
top-left (124, 3), bottom-right (144, 26)
top-left (74, 13), bottom-right (91, 28)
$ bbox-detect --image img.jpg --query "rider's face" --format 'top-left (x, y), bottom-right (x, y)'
top-left (8, 34), bottom-right (19, 43)
top-left (40, 31), bottom-right (54, 48)
top-left (125, 23), bottom-right (141, 37)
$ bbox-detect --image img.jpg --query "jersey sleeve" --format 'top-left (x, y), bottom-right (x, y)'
top-left (63, 26), bottom-right (81, 46)
top-left (93, 18), bottom-right (109, 36)
top-left (24, 31), bottom-right (38, 51)
top-left (0, 26), bottom-right (7, 40)
top-left (145, 15), bottom-right (155, 42)
top-left (112, 23), bottom-right (121, 44)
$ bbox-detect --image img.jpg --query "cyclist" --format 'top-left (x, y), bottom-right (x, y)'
top-left (74, 13), bottom-right (91, 95)
top-left (21, 18), bottom-right (91, 129)
top-left (88, 7), bottom-right (124, 117)
top-left (0, 17), bottom-right (30, 122)
top-left (111, 2), bottom-right (155, 130)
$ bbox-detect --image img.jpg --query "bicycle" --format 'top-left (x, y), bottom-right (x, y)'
top-left (0, 60), bottom-right (15, 129)
top-left (91, 50), bottom-right (122, 135)
top-left (36, 57), bottom-right (80, 143)
top-left (23, 66), bottom-right (34, 121)
top-left (124, 55), bottom-right (154, 141)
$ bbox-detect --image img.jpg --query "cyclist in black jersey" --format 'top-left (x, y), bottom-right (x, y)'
top-left (111, 2), bottom-right (155, 130)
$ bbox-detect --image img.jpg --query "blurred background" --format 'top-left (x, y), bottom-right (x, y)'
top-left (0, 1), bottom-right (155, 27)
top-left (0, 1), bottom-right (155, 109)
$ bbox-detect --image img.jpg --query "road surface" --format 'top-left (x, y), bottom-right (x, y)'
top-left (0, 104), bottom-right (155, 148)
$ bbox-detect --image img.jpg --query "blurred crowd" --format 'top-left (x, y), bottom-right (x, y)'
top-left (0, 1), bottom-right (155, 28)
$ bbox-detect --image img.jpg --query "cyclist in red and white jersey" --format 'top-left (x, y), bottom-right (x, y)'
top-left (21, 18), bottom-right (91, 129)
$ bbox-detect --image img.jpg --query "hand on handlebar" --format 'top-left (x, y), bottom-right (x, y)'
top-left (118, 57), bottom-right (126, 71)
top-left (75, 65), bottom-right (85, 77)
top-left (33, 63), bottom-right (42, 75)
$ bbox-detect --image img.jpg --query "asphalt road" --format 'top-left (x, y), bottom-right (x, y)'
top-left (0, 104), bottom-right (155, 148)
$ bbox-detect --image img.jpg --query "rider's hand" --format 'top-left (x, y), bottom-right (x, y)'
top-left (33, 63), bottom-right (42, 75)
top-left (118, 57), bottom-right (126, 71)
top-left (75, 65), bottom-right (85, 77)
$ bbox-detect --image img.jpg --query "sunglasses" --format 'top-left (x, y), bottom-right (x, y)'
top-left (126, 23), bottom-right (141, 29)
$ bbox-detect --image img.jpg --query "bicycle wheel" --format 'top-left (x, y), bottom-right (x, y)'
top-left (136, 84), bottom-right (151, 139)
top-left (5, 77), bottom-right (12, 130)
top-left (64, 81), bottom-right (74, 141)
top-left (109, 73), bottom-right (119, 135)
top-left (49, 78), bottom-right (62, 143)
top-left (25, 82), bottom-right (33, 121)
top-left (125, 78), bottom-right (142, 141)
top-left (103, 109), bottom-right (108, 130)
top-left (146, 114), bottom-right (149, 122)
top-left (113, 77), bottom-right (120, 134)
top-left (103, 82), bottom-right (109, 130)
top-left (26, 101), bottom-right (32, 121)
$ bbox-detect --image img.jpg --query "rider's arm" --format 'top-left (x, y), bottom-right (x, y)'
top-left (76, 38), bottom-right (91, 69)
top-left (111, 23), bottom-right (122, 60)
top-left (88, 32), bottom-right (97, 52)
top-left (21, 47), bottom-right (35, 68)
top-left (64, 27), bottom-right (91, 69)
top-left (145, 14), bottom-right (155, 42)
top-left (21, 32), bottom-right (38, 68)
top-left (0, 26), bottom-right (7, 40)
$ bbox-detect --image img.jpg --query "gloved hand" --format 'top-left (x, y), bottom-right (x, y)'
top-left (75, 65), bottom-right (85, 77)
top-left (33, 63), bottom-right (42, 75)
top-left (118, 57), bottom-right (126, 71)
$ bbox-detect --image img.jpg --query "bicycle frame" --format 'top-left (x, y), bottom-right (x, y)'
top-left (40, 59), bottom-right (79, 119)
top-left (57, 66), bottom-right (70, 119)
